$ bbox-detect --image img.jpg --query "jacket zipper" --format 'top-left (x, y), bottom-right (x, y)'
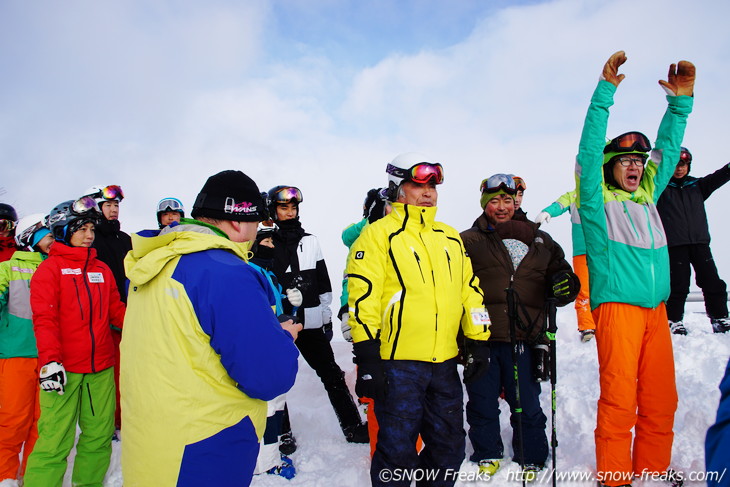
top-left (412, 247), bottom-right (425, 283)
top-left (82, 250), bottom-right (96, 373)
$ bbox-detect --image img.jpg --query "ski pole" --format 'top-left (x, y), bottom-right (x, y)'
top-left (506, 284), bottom-right (526, 487)
top-left (546, 298), bottom-right (559, 487)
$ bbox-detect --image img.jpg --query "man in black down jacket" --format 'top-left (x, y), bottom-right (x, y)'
top-left (460, 174), bottom-right (579, 479)
top-left (657, 148), bottom-right (730, 334)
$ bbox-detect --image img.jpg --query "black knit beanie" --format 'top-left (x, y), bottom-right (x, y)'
top-left (192, 170), bottom-right (265, 222)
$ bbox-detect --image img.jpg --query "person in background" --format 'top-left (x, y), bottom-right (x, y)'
top-left (0, 203), bottom-right (19, 262)
top-left (120, 170), bottom-right (301, 486)
top-left (82, 184), bottom-right (130, 433)
top-left (576, 51), bottom-right (694, 487)
top-left (0, 214), bottom-right (54, 486)
top-left (347, 152), bottom-right (491, 487)
top-left (461, 174), bottom-right (578, 480)
top-left (24, 197), bottom-right (125, 487)
top-left (268, 185), bottom-right (369, 448)
top-left (656, 147), bottom-right (730, 334)
top-left (510, 175), bottom-right (529, 221)
top-left (156, 197), bottom-right (185, 228)
top-left (535, 189), bottom-right (597, 341)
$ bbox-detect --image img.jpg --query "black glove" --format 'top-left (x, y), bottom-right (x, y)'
top-left (322, 322), bottom-right (333, 342)
top-left (551, 271), bottom-right (580, 304)
top-left (462, 339), bottom-right (491, 385)
top-left (353, 339), bottom-right (385, 400)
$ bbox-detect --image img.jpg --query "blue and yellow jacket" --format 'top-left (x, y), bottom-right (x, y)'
top-left (577, 80), bottom-right (693, 309)
top-left (347, 203), bottom-right (490, 362)
top-left (120, 221), bottom-right (299, 486)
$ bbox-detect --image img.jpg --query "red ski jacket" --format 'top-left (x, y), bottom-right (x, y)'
top-left (30, 242), bottom-right (125, 373)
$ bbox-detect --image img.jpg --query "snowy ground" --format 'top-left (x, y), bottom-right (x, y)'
top-left (59, 302), bottom-right (728, 486)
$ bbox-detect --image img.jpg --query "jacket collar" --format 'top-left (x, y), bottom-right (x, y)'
top-left (390, 202), bottom-right (438, 228)
top-left (49, 241), bottom-right (96, 262)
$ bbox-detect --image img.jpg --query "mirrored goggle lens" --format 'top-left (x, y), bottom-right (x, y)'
top-left (72, 196), bottom-right (99, 215)
top-left (409, 163), bottom-right (444, 184)
top-left (101, 185), bottom-right (124, 200)
top-left (18, 222), bottom-right (44, 246)
top-left (680, 151), bottom-right (692, 163)
top-left (480, 174), bottom-right (517, 194)
top-left (513, 176), bottom-right (526, 191)
top-left (273, 187), bottom-right (303, 204)
top-left (0, 219), bottom-right (16, 233)
top-left (157, 198), bottom-right (183, 212)
top-left (604, 132), bottom-right (652, 154)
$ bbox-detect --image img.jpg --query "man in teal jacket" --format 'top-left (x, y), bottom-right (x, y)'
top-left (577, 51), bottom-right (694, 487)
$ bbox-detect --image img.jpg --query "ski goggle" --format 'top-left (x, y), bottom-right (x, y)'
top-left (271, 187), bottom-right (303, 204)
top-left (679, 148), bottom-right (692, 165)
top-left (0, 219), bottom-right (17, 233)
top-left (157, 198), bottom-right (184, 212)
top-left (604, 131), bottom-right (652, 154)
top-left (386, 162), bottom-right (444, 185)
top-left (480, 174), bottom-right (517, 195)
top-left (16, 221), bottom-right (45, 248)
top-left (512, 176), bottom-right (526, 192)
top-left (72, 196), bottom-right (100, 215)
top-left (93, 185), bottom-right (124, 201)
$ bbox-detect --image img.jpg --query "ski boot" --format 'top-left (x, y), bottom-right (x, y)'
top-left (580, 329), bottom-right (595, 342)
top-left (669, 321), bottom-right (688, 335)
top-left (711, 317), bottom-right (730, 334)
top-left (477, 459), bottom-right (500, 477)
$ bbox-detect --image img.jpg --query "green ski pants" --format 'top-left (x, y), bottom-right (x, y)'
top-left (24, 367), bottom-right (115, 487)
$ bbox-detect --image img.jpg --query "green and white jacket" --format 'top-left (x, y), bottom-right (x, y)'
top-left (0, 251), bottom-right (44, 358)
top-left (576, 80), bottom-right (693, 309)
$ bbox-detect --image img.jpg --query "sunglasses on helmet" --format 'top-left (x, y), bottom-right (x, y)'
top-left (72, 196), bottom-right (100, 215)
top-left (157, 198), bottom-right (184, 212)
top-left (386, 163), bottom-right (444, 185)
top-left (93, 185), bottom-right (124, 201)
top-left (0, 219), bottom-right (16, 233)
top-left (480, 174), bottom-right (517, 195)
top-left (272, 187), bottom-right (303, 204)
top-left (604, 131), bottom-right (652, 154)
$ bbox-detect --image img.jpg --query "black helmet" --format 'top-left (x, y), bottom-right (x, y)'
top-left (48, 197), bottom-right (101, 244)
top-left (0, 203), bottom-right (18, 235)
top-left (267, 186), bottom-right (303, 221)
top-left (156, 197), bottom-right (185, 228)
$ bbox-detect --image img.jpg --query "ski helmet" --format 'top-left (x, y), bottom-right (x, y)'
top-left (384, 152), bottom-right (444, 201)
top-left (156, 197), bottom-right (185, 227)
top-left (267, 186), bottom-right (303, 221)
top-left (679, 147), bottom-right (692, 168)
top-left (15, 213), bottom-right (50, 250)
top-left (0, 203), bottom-right (18, 234)
top-left (602, 131), bottom-right (651, 187)
top-left (83, 184), bottom-right (125, 210)
top-left (48, 197), bottom-right (101, 244)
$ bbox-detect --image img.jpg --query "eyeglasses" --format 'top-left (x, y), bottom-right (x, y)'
top-left (0, 219), bottom-right (16, 233)
top-left (480, 174), bottom-right (517, 195)
top-left (157, 198), bottom-right (184, 212)
top-left (271, 187), bottom-right (303, 204)
top-left (512, 176), bottom-right (526, 192)
top-left (72, 196), bottom-right (100, 215)
top-left (604, 131), bottom-right (652, 154)
top-left (615, 156), bottom-right (647, 167)
top-left (94, 185), bottom-right (124, 201)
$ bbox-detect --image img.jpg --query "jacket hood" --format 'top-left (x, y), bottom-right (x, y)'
top-left (48, 241), bottom-right (97, 262)
top-left (125, 223), bottom-right (252, 286)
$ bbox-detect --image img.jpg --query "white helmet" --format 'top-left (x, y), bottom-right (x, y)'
top-left (385, 152), bottom-right (443, 201)
top-left (83, 184), bottom-right (125, 210)
top-left (15, 213), bottom-right (48, 250)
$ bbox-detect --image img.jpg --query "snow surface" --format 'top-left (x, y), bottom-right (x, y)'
top-left (56, 302), bottom-right (727, 486)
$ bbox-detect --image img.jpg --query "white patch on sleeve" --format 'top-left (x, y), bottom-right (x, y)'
top-left (470, 308), bottom-right (491, 327)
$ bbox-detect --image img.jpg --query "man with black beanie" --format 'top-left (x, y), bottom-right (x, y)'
top-left (120, 170), bottom-right (302, 487)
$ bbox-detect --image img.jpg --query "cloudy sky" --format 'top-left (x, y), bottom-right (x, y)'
top-left (2, 0), bottom-right (730, 294)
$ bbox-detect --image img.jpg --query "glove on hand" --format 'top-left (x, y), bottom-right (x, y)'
top-left (462, 339), bottom-right (491, 385)
top-left (601, 50), bottom-right (627, 87)
top-left (323, 322), bottom-right (333, 342)
top-left (340, 312), bottom-right (353, 342)
top-left (659, 60), bottom-right (695, 97)
top-left (286, 288), bottom-right (303, 308)
top-left (551, 271), bottom-right (580, 303)
top-left (40, 361), bottom-right (66, 395)
top-left (353, 339), bottom-right (385, 400)
top-left (534, 211), bottom-right (551, 225)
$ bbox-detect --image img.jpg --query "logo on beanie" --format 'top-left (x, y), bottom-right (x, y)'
top-left (224, 197), bottom-right (259, 215)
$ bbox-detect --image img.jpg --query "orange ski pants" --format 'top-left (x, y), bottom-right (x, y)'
top-left (573, 254), bottom-right (596, 332)
top-left (0, 357), bottom-right (40, 480)
top-left (362, 397), bottom-right (423, 458)
top-left (593, 302), bottom-right (677, 486)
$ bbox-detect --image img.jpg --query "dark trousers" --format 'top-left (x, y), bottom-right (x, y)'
top-left (371, 358), bottom-right (465, 487)
top-left (667, 244), bottom-right (728, 322)
top-left (294, 327), bottom-right (362, 431)
top-left (465, 341), bottom-right (548, 466)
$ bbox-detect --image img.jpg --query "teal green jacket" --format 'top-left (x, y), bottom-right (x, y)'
top-left (0, 251), bottom-right (44, 358)
top-left (541, 190), bottom-right (585, 256)
top-left (339, 218), bottom-right (368, 309)
top-left (577, 80), bottom-right (693, 309)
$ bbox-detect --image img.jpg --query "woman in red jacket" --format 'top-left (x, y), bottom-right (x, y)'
top-left (23, 197), bottom-right (125, 487)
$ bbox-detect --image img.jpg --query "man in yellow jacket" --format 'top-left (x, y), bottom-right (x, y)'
top-left (347, 152), bottom-right (491, 487)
